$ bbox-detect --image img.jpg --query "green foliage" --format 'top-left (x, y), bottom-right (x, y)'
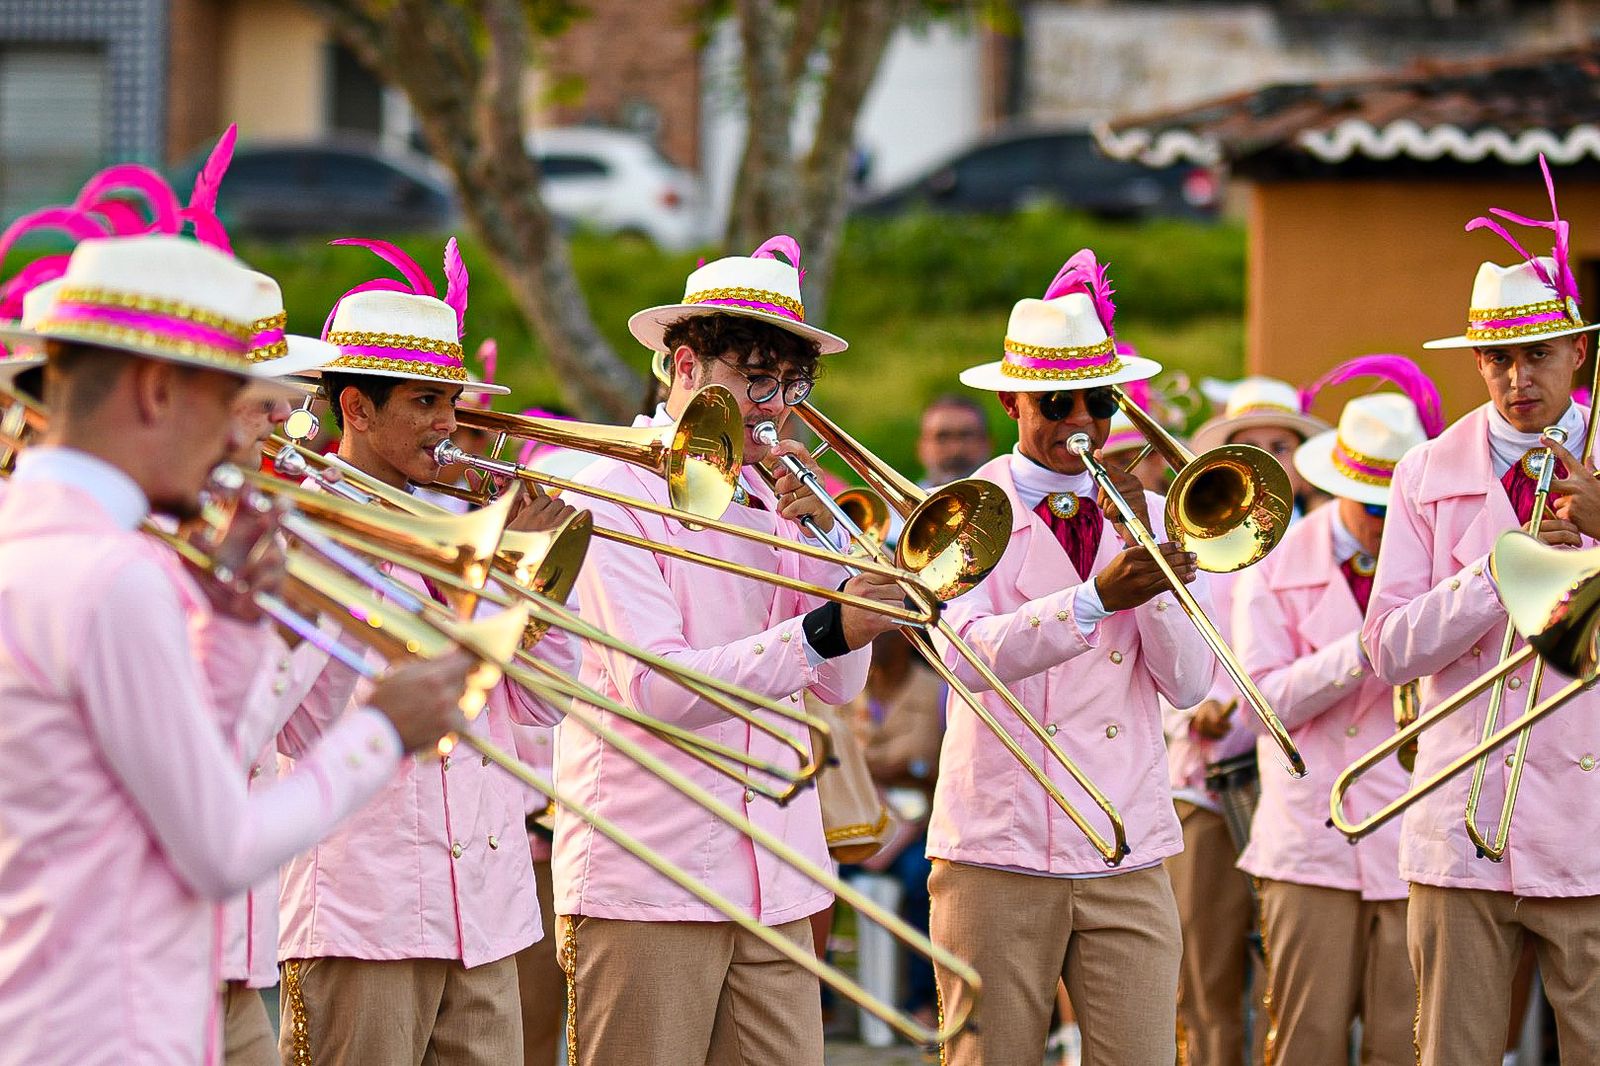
top-left (235, 206), bottom-right (1243, 474)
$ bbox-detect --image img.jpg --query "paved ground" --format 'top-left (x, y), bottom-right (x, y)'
top-left (824, 1042), bottom-right (938, 1065)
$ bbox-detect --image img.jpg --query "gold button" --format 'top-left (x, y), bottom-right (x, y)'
top-left (1110, 651), bottom-right (1123, 665)
top-left (368, 735), bottom-right (386, 754)
top-left (743, 789), bottom-right (756, 803)
top-left (482, 754), bottom-right (490, 767)
top-left (1505, 754), bottom-right (1516, 767)
top-left (442, 755), bottom-right (451, 770)
top-left (1334, 679), bottom-right (1346, 689)
top-left (345, 754), bottom-right (361, 769)
top-left (277, 657), bottom-right (292, 672)
top-left (1472, 646), bottom-right (1483, 657)
top-left (1056, 610), bottom-right (1069, 622)
top-left (488, 835), bottom-right (500, 850)
top-left (451, 842), bottom-right (463, 859)
top-left (1508, 677), bottom-right (1523, 690)
top-left (1472, 565), bottom-right (1484, 577)
top-left (1156, 601), bottom-right (1169, 612)
top-left (789, 694), bottom-right (800, 703)
top-left (249, 764), bottom-right (262, 779)
top-left (1582, 755), bottom-right (1597, 772)
top-left (1105, 724), bottom-right (1119, 739)
top-left (780, 631), bottom-right (791, 643)
top-left (272, 679), bottom-right (288, 696)
top-left (1028, 617), bottom-right (1041, 628)
top-left (754, 643), bottom-right (765, 654)
top-left (1046, 723), bottom-right (1058, 736)
top-left (1345, 725), bottom-right (1359, 738)
top-left (1349, 666), bottom-right (1363, 678)
top-left (1448, 578), bottom-right (1461, 591)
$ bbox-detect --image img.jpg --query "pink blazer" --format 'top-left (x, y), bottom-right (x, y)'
top-left (1234, 504), bottom-right (1406, 899)
top-left (926, 455), bottom-right (1216, 874)
top-left (0, 482), bottom-right (400, 1066)
top-left (1163, 569), bottom-right (1255, 805)
top-left (553, 454), bottom-right (867, 925)
top-left (276, 564), bottom-right (573, 967)
top-left (1363, 404), bottom-right (1600, 897)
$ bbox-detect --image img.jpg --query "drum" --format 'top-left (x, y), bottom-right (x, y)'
top-left (1204, 751), bottom-right (1261, 856)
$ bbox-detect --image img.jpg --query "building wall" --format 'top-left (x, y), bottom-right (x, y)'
top-left (1248, 178), bottom-right (1600, 420)
top-left (165, 0), bottom-right (223, 162)
top-left (218, 0), bottom-right (327, 141)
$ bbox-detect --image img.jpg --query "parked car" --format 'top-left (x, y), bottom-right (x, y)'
top-left (855, 127), bottom-right (1222, 220)
top-left (172, 138), bottom-right (456, 239)
top-left (528, 127), bottom-right (707, 250)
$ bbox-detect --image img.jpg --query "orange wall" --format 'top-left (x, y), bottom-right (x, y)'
top-left (1248, 178), bottom-right (1600, 422)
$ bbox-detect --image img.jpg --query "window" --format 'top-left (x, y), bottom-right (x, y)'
top-left (0, 47), bottom-right (108, 214)
top-left (538, 154), bottom-right (610, 179)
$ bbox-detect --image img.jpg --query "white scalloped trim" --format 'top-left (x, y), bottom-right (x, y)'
top-left (1298, 119), bottom-right (1600, 164)
top-left (1091, 121), bottom-right (1221, 167)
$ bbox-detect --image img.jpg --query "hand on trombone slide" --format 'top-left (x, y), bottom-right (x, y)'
top-left (840, 570), bottom-right (916, 650)
top-left (365, 650), bottom-right (478, 754)
top-left (1093, 541), bottom-right (1198, 612)
top-left (1543, 433), bottom-right (1600, 539)
top-left (1094, 456), bottom-right (1153, 544)
top-left (767, 438), bottom-right (837, 534)
top-left (505, 480), bottom-right (579, 536)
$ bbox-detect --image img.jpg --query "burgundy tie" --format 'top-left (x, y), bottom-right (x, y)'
top-left (1501, 449), bottom-right (1567, 526)
top-left (1339, 555), bottom-right (1375, 613)
top-left (1033, 494), bottom-right (1104, 578)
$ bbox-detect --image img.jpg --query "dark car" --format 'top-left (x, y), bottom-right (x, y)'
top-left (855, 127), bottom-right (1221, 220)
top-left (171, 139), bottom-right (456, 238)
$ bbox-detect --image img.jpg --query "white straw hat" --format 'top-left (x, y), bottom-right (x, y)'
top-left (1189, 377), bottom-right (1329, 454)
top-left (959, 293), bottom-right (1162, 393)
top-left (0, 277), bottom-right (63, 383)
top-left (1423, 257), bottom-right (1600, 349)
top-left (1295, 393), bottom-right (1430, 506)
top-left (629, 235), bottom-right (846, 355)
top-left (244, 271), bottom-right (338, 379)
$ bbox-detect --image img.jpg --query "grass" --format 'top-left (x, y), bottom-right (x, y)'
top-left (119, 207), bottom-right (1242, 476)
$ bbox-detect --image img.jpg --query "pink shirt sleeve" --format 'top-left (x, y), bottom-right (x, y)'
top-left (79, 557), bottom-right (403, 901)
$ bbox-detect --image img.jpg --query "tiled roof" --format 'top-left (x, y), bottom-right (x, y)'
top-left (1096, 43), bottom-right (1600, 174)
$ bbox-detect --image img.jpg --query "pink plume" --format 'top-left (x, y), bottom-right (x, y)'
top-left (1042, 248), bottom-right (1117, 333)
top-left (476, 338), bottom-right (498, 385)
top-left (1119, 376), bottom-right (1152, 412)
top-left (181, 124), bottom-right (238, 253)
top-left (320, 278), bottom-right (415, 339)
top-left (1465, 153), bottom-right (1579, 307)
top-left (0, 206), bottom-right (108, 270)
top-left (443, 237), bottom-right (468, 338)
top-left (73, 164), bottom-right (182, 235)
top-left (0, 256), bottom-right (72, 318)
top-left (92, 200), bottom-right (152, 236)
top-left (751, 235), bottom-right (805, 285)
top-left (1301, 354), bottom-right (1445, 439)
top-left (330, 238), bottom-right (436, 296)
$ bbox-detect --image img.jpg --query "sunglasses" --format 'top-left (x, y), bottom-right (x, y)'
top-left (1362, 503), bottom-right (1388, 518)
top-left (1036, 388), bottom-right (1119, 422)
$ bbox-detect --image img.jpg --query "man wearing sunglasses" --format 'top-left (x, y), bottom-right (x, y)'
top-left (928, 252), bottom-right (1214, 1066)
top-left (1233, 364), bottom-right (1439, 1066)
top-left (553, 240), bottom-right (903, 1065)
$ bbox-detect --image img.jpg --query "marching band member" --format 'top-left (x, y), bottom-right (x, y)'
top-left (556, 238), bottom-right (898, 1065)
top-left (512, 724), bottom-right (564, 1066)
top-left (930, 249), bottom-right (1213, 1066)
top-left (1163, 376), bottom-right (1327, 1066)
top-left (1364, 159), bottom-right (1600, 1065)
top-left (1234, 357), bottom-right (1440, 1066)
top-left (0, 234), bottom-right (471, 1066)
top-left (275, 239), bottom-right (578, 1066)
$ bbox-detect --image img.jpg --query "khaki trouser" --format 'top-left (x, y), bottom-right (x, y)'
top-left (1166, 801), bottom-right (1263, 1066)
top-left (559, 913), bottom-right (823, 1066)
top-left (223, 981), bottom-right (278, 1066)
top-left (1410, 883), bottom-right (1600, 1066)
top-left (514, 859), bottom-right (563, 1066)
top-left (1257, 879), bottom-right (1413, 1066)
top-left (930, 859), bottom-right (1181, 1066)
top-left (278, 955), bottom-right (521, 1065)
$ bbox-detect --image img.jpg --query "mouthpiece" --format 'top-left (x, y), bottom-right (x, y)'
top-left (433, 439), bottom-right (464, 464)
top-left (753, 421), bottom-right (780, 447)
top-left (273, 446), bottom-right (310, 480)
top-left (1066, 433), bottom-right (1093, 457)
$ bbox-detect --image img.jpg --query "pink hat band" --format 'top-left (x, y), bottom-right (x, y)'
top-left (683, 285), bottom-right (805, 323)
top-left (999, 335), bottom-right (1121, 382)
top-left (41, 286), bottom-right (251, 369)
top-left (1465, 296), bottom-right (1583, 343)
top-left (1330, 438), bottom-right (1397, 487)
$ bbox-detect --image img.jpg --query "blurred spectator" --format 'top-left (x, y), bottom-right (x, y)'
top-left (917, 394), bottom-right (992, 487)
top-left (843, 631), bottom-right (945, 1028)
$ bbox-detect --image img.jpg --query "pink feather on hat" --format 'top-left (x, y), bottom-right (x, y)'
top-left (443, 238), bottom-right (468, 339)
top-left (475, 338), bottom-right (498, 386)
top-left (73, 164), bottom-right (183, 236)
top-left (1043, 248), bottom-right (1117, 334)
top-left (1465, 153), bottom-right (1580, 308)
top-left (182, 124), bottom-right (237, 253)
top-left (0, 205), bottom-right (112, 320)
top-left (330, 238), bottom-right (438, 297)
top-left (750, 235), bottom-right (805, 285)
top-left (1301, 354), bottom-right (1445, 439)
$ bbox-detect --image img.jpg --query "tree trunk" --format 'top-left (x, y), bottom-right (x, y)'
top-left (302, 0), bottom-right (641, 422)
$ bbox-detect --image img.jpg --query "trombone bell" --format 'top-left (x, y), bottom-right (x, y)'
top-left (1493, 532), bottom-right (1600, 678)
top-left (1167, 444), bottom-right (1294, 573)
top-left (899, 479), bottom-right (1013, 601)
top-left (834, 487), bottom-right (891, 548)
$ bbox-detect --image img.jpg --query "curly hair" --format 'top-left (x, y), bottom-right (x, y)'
top-left (660, 313), bottom-right (822, 375)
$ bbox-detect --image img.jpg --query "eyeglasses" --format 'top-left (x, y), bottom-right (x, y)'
top-left (716, 357), bottom-right (814, 407)
top-left (1362, 503), bottom-right (1388, 518)
top-left (1037, 388), bottom-right (1119, 422)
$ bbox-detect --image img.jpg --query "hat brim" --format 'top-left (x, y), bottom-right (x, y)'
top-left (628, 304), bottom-right (848, 356)
top-left (1422, 320), bottom-right (1600, 349)
top-left (1189, 409), bottom-right (1330, 455)
top-left (957, 353), bottom-right (1163, 393)
top-left (313, 361), bottom-right (511, 395)
top-left (1293, 429), bottom-right (1392, 506)
top-left (249, 334), bottom-right (341, 381)
top-left (0, 354), bottom-right (45, 384)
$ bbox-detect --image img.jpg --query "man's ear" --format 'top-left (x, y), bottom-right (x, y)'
top-left (997, 391), bottom-right (1022, 420)
top-left (670, 345), bottom-right (700, 389)
top-left (129, 358), bottom-right (178, 425)
top-left (339, 385), bottom-right (372, 433)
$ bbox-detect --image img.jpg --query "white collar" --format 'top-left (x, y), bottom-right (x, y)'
top-left (1486, 400), bottom-right (1586, 478)
top-left (1008, 444), bottom-right (1094, 512)
top-left (13, 446), bottom-right (149, 531)
top-left (1329, 505), bottom-right (1364, 564)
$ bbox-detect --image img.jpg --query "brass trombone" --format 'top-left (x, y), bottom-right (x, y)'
top-left (1068, 432), bottom-right (1307, 777)
top-left (1330, 529), bottom-right (1600, 841)
top-left (266, 442), bottom-right (834, 803)
top-left (237, 492), bottom-right (983, 1046)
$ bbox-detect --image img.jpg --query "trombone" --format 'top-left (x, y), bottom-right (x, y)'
top-left (226, 486), bottom-right (983, 1046)
top-left (1330, 529), bottom-right (1600, 841)
top-left (266, 442), bottom-right (833, 803)
top-left (1068, 432), bottom-right (1306, 777)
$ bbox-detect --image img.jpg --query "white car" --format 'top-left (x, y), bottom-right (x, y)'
top-left (528, 127), bottom-right (707, 251)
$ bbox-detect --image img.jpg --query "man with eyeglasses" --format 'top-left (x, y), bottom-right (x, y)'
top-left (552, 240), bottom-right (903, 1065)
top-left (1232, 360), bottom-right (1438, 1066)
top-left (928, 250), bottom-right (1213, 1066)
